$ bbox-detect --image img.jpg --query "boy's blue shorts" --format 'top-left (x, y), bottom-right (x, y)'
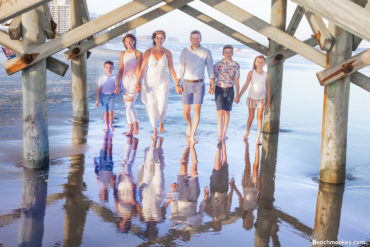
top-left (101, 93), bottom-right (115, 113)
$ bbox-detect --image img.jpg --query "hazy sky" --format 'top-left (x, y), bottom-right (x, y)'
top-left (87, 0), bottom-right (369, 47)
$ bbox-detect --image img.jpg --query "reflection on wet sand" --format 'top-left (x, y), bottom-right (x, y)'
top-left (18, 168), bottom-right (48, 247)
top-left (233, 140), bottom-right (260, 231)
top-left (169, 138), bottom-right (208, 235)
top-left (254, 133), bottom-right (280, 247)
top-left (137, 137), bottom-right (167, 242)
top-left (94, 132), bottom-right (114, 203)
top-left (64, 123), bottom-right (89, 246)
top-left (205, 141), bottom-right (234, 232)
top-left (313, 182), bottom-right (344, 247)
top-left (113, 137), bottom-right (139, 233)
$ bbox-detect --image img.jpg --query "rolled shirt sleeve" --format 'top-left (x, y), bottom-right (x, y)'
top-left (177, 48), bottom-right (186, 80)
top-left (205, 50), bottom-right (215, 79)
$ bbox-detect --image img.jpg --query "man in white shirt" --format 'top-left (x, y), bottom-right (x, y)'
top-left (176, 30), bottom-right (215, 144)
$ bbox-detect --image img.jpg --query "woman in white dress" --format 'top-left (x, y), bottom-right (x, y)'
top-left (136, 30), bottom-right (179, 140)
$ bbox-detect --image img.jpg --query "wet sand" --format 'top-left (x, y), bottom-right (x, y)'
top-left (0, 46), bottom-right (369, 246)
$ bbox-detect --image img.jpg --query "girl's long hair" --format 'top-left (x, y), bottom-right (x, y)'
top-left (122, 34), bottom-right (137, 49)
top-left (253, 55), bottom-right (266, 70)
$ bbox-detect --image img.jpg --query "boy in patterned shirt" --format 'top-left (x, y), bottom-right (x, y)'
top-left (213, 45), bottom-right (240, 142)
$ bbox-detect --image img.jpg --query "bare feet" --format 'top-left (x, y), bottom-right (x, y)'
top-left (125, 124), bottom-right (133, 136)
top-left (151, 128), bottom-right (158, 140)
top-left (109, 126), bottom-right (115, 132)
top-left (218, 136), bottom-right (223, 142)
top-left (133, 122), bottom-right (139, 135)
top-left (190, 136), bottom-right (198, 144)
top-left (159, 122), bottom-right (165, 133)
top-left (257, 140), bottom-right (262, 145)
top-left (104, 127), bottom-right (109, 133)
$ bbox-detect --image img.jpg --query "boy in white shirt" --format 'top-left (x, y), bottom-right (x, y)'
top-left (96, 61), bottom-right (117, 132)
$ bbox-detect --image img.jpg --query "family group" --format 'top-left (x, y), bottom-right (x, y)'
top-left (96, 30), bottom-right (270, 145)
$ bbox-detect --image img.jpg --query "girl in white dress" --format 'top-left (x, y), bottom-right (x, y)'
top-left (136, 30), bottom-right (179, 140)
top-left (115, 34), bottom-right (142, 136)
top-left (237, 55), bottom-right (270, 145)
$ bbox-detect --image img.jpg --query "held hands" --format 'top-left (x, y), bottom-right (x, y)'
top-left (234, 96), bottom-right (240, 104)
top-left (175, 85), bottom-right (183, 94)
top-left (136, 83), bottom-right (141, 93)
top-left (208, 85), bottom-right (215, 95)
top-left (114, 87), bottom-right (120, 95)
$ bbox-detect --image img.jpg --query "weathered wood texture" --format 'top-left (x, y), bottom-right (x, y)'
top-left (317, 49), bottom-right (370, 86)
top-left (286, 5), bottom-right (304, 35)
top-left (263, 0), bottom-right (287, 133)
top-left (179, 5), bottom-right (268, 55)
top-left (351, 72), bottom-right (370, 92)
top-left (46, 56), bottom-right (69, 76)
top-left (65, 0), bottom-right (195, 59)
top-left (8, 16), bottom-right (22, 40)
top-left (0, 0), bottom-right (51, 23)
top-left (70, 0), bottom-right (89, 123)
top-left (291, 0), bottom-right (370, 42)
top-left (18, 168), bottom-right (48, 246)
top-left (38, 4), bottom-right (56, 39)
top-left (201, 0), bottom-right (325, 69)
top-left (3, 0), bottom-right (162, 75)
top-left (320, 23), bottom-right (353, 184)
top-left (351, 0), bottom-right (369, 50)
top-left (304, 10), bottom-right (334, 50)
top-left (313, 183), bottom-right (344, 244)
top-left (21, 9), bottom-right (49, 168)
top-left (266, 37), bottom-right (318, 65)
top-left (0, 30), bottom-right (68, 76)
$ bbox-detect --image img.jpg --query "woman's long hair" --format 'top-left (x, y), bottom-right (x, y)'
top-left (152, 30), bottom-right (166, 46)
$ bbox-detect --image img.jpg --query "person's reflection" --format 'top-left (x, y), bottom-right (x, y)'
top-left (234, 140), bottom-right (261, 231)
top-left (18, 168), bottom-right (48, 247)
top-left (94, 132), bottom-right (114, 203)
top-left (205, 141), bottom-right (234, 232)
top-left (169, 138), bottom-right (208, 234)
top-left (112, 137), bottom-right (140, 233)
top-left (137, 137), bottom-right (168, 241)
top-left (312, 182), bottom-right (344, 247)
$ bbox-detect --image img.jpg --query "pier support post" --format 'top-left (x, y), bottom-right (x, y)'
top-left (263, 0), bottom-right (286, 133)
top-left (70, 0), bottom-right (89, 123)
top-left (22, 9), bottom-right (49, 168)
top-left (320, 24), bottom-right (352, 184)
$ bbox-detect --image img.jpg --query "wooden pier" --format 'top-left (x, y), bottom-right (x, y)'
top-left (0, 0), bottom-right (369, 183)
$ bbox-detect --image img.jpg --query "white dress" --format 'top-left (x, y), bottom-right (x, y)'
top-left (142, 51), bottom-right (170, 129)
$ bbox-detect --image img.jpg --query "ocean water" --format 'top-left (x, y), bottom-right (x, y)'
top-left (0, 40), bottom-right (369, 246)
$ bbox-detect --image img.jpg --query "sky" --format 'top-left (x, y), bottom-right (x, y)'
top-left (87, 0), bottom-right (369, 48)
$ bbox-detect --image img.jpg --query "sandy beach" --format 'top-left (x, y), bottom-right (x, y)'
top-left (0, 43), bottom-right (369, 246)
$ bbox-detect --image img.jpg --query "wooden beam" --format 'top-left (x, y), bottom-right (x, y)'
top-left (291, 0), bottom-right (370, 42)
top-left (179, 5), bottom-right (268, 55)
top-left (0, 30), bottom-right (23, 53)
top-left (351, 0), bottom-right (369, 51)
top-left (46, 56), bottom-right (69, 76)
top-left (1, 30), bottom-right (68, 76)
top-left (70, 0), bottom-right (89, 123)
top-left (286, 5), bottom-right (304, 35)
top-left (21, 8), bottom-right (49, 168)
top-left (38, 4), bottom-right (56, 39)
top-left (304, 10), bottom-right (334, 50)
top-left (266, 37), bottom-right (318, 65)
top-left (64, 0), bottom-right (195, 60)
top-left (2, 0), bottom-right (163, 75)
top-left (320, 22), bottom-right (353, 184)
top-left (201, 0), bottom-right (370, 92)
top-left (317, 49), bottom-right (370, 86)
top-left (201, 0), bottom-right (326, 66)
top-left (8, 16), bottom-right (22, 40)
top-left (263, 0), bottom-right (287, 133)
top-left (351, 72), bottom-right (370, 92)
top-left (0, 0), bottom-right (51, 23)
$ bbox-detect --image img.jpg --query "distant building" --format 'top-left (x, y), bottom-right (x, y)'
top-left (50, 0), bottom-right (70, 34)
